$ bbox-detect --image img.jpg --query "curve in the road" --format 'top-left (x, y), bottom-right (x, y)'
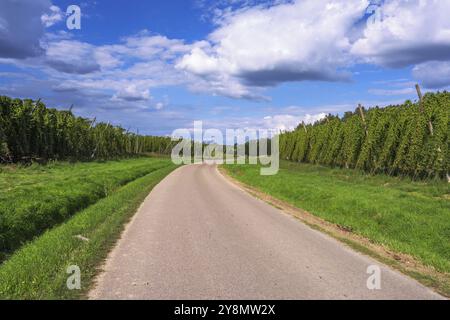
top-left (89, 164), bottom-right (443, 300)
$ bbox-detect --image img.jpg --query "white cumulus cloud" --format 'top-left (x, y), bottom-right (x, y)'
top-left (351, 0), bottom-right (450, 67)
top-left (263, 113), bottom-right (327, 131)
top-left (112, 84), bottom-right (151, 102)
top-left (179, 0), bottom-right (450, 99)
top-left (177, 0), bottom-right (368, 99)
top-left (41, 5), bottom-right (63, 28)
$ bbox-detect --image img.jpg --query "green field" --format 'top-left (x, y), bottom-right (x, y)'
top-left (0, 157), bottom-right (178, 299)
top-left (223, 161), bottom-right (450, 275)
top-left (0, 157), bottom-right (175, 261)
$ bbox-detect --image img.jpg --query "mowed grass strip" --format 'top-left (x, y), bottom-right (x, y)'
top-left (0, 157), bottom-right (172, 261)
top-left (223, 161), bottom-right (450, 274)
top-left (0, 163), bottom-right (178, 299)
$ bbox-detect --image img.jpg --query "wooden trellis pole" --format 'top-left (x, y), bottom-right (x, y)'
top-left (302, 122), bottom-right (308, 133)
top-left (136, 129), bottom-right (140, 154)
top-left (415, 84), bottom-right (447, 182)
top-left (358, 104), bottom-right (368, 137)
top-left (89, 117), bottom-right (97, 129)
top-left (415, 84), bottom-right (434, 136)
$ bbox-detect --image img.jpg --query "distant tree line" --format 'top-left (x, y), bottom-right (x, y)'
top-left (0, 96), bottom-right (177, 163)
top-left (279, 91), bottom-right (449, 180)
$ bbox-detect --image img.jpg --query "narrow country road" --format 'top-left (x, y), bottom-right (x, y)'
top-left (90, 164), bottom-right (443, 300)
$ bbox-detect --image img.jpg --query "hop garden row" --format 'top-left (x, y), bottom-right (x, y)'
top-left (279, 92), bottom-right (450, 179)
top-left (0, 96), bottom-right (177, 163)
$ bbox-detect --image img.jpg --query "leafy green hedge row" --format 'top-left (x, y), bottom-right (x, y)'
top-left (279, 92), bottom-right (450, 179)
top-left (0, 96), bottom-right (177, 163)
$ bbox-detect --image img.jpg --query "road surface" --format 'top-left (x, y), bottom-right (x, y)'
top-left (90, 164), bottom-right (443, 300)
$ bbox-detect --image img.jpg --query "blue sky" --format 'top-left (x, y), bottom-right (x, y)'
top-left (1, 0), bottom-right (449, 135)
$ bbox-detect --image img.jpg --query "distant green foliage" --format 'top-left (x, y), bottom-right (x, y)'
top-left (280, 92), bottom-right (450, 179)
top-left (0, 96), bottom-right (177, 163)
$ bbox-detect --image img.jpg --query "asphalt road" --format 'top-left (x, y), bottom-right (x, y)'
top-left (90, 163), bottom-right (443, 300)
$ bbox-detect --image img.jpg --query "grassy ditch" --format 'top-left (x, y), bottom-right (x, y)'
top-left (0, 162), bottom-right (178, 299)
top-left (0, 157), bottom-right (172, 261)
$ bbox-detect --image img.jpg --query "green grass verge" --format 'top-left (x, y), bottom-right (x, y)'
top-left (223, 161), bottom-right (450, 274)
top-left (0, 163), bottom-right (178, 299)
top-left (0, 157), bottom-right (171, 260)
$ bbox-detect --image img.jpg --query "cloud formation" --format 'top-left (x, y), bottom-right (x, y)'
top-left (45, 40), bottom-right (101, 74)
top-left (0, 0), bottom-right (52, 59)
top-left (2, 0), bottom-right (450, 101)
top-left (352, 0), bottom-right (450, 67)
top-left (180, 0), bottom-right (450, 97)
top-left (112, 85), bottom-right (151, 102)
top-left (178, 0), bottom-right (367, 98)
top-left (262, 113), bottom-right (327, 132)
top-left (413, 61), bottom-right (450, 89)
top-left (41, 5), bottom-right (63, 27)
top-left (1, 0), bottom-right (450, 136)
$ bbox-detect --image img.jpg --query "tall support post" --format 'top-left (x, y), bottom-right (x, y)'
top-left (358, 104), bottom-right (368, 137)
top-left (415, 84), bottom-right (434, 136)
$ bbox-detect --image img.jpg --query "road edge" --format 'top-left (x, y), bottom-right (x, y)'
top-left (218, 165), bottom-right (449, 298)
top-left (87, 164), bottom-right (185, 300)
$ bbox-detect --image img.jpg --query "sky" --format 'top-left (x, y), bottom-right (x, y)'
top-left (0, 0), bottom-right (449, 136)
